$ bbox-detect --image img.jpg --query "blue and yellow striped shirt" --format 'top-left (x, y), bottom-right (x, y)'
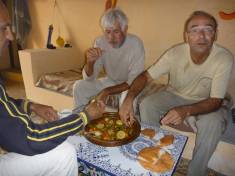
top-left (0, 83), bottom-right (87, 156)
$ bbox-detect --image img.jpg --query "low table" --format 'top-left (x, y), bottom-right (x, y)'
top-left (68, 124), bottom-right (188, 176)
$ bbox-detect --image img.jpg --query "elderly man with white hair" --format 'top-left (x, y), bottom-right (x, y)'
top-left (73, 8), bottom-right (145, 109)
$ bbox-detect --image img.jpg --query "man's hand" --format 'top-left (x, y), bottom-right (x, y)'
top-left (119, 98), bottom-right (135, 127)
top-left (30, 103), bottom-right (59, 122)
top-left (86, 47), bottom-right (103, 64)
top-left (85, 100), bottom-right (105, 121)
top-left (96, 83), bottom-right (130, 105)
top-left (85, 47), bottom-right (104, 77)
top-left (96, 89), bottom-right (109, 103)
top-left (160, 106), bottom-right (189, 125)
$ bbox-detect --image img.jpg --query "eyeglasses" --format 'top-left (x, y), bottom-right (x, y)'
top-left (187, 26), bottom-right (215, 36)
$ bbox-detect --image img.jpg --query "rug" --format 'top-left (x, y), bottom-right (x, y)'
top-left (78, 158), bottom-right (226, 176)
top-left (174, 158), bottom-right (226, 176)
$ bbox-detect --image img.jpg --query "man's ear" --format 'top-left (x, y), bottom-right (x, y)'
top-left (123, 25), bottom-right (128, 34)
top-left (214, 30), bottom-right (218, 41)
top-left (184, 31), bottom-right (188, 42)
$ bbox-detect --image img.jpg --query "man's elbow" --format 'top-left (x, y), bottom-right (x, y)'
top-left (143, 71), bottom-right (153, 83)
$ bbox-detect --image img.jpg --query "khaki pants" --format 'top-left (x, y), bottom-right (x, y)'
top-left (139, 90), bottom-right (227, 176)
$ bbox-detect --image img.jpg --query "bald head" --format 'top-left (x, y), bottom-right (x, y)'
top-left (0, 1), bottom-right (10, 23)
top-left (0, 1), bottom-right (13, 56)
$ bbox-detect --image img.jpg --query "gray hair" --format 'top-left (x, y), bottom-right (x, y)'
top-left (101, 8), bottom-right (128, 31)
top-left (184, 11), bottom-right (218, 32)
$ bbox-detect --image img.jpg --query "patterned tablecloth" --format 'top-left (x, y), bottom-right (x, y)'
top-left (67, 124), bottom-right (188, 176)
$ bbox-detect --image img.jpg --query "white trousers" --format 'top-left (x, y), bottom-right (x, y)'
top-left (0, 142), bottom-right (78, 176)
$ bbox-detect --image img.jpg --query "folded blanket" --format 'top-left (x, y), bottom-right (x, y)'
top-left (36, 68), bottom-right (82, 96)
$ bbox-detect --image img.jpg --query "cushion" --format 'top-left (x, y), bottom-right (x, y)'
top-left (36, 68), bottom-right (82, 96)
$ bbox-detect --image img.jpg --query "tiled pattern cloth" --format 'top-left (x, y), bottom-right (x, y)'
top-left (77, 158), bottom-right (225, 176)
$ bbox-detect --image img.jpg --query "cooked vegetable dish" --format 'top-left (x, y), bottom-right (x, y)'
top-left (86, 116), bottom-right (134, 141)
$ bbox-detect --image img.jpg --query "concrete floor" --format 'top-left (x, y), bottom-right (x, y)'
top-left (4, 79), bottom-right (26, 99)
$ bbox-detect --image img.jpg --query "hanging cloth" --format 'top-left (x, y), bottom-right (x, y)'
top-left (11, 0), bottom-right (31, 49)
top-left (105, 0), bottom-right (117, 11)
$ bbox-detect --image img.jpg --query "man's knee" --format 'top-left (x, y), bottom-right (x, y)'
top-left (58, 142), bottom-right (77, 161)
top-left (73, 79), bottom-right (88, 94)
top-left (139, 94), bottom-right (166, 113)
top-left (139, 96), bottom-right (162, 126)
top-left (196, 111), bottom-right (225, 134)
top-left (54, 142), bottom-right (77, 175)
top-left (139, 95), bottom-right (155, 110)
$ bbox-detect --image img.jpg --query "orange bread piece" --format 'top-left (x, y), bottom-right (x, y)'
top-left (159, 135), bottom-right (174, 146)
top-left (141, 128), bottom-right (156, 139)
top-left (138, 146), bottom-right (174, 173)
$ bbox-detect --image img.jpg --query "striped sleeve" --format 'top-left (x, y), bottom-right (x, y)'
top-left (0, 109), bottom-right (88, 156)
top-left (0, 84), bottom-right (88, 156)
top-left (22, 99), bottom-right (32, 114)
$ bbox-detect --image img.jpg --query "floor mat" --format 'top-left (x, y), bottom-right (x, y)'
top-left (78, 158), bottom-right (226, 176)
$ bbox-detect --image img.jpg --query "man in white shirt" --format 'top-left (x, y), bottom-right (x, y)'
top-left (120, 11), bottom-right (234, 176)
top-left (73, 8), bottom-right (145, 109)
